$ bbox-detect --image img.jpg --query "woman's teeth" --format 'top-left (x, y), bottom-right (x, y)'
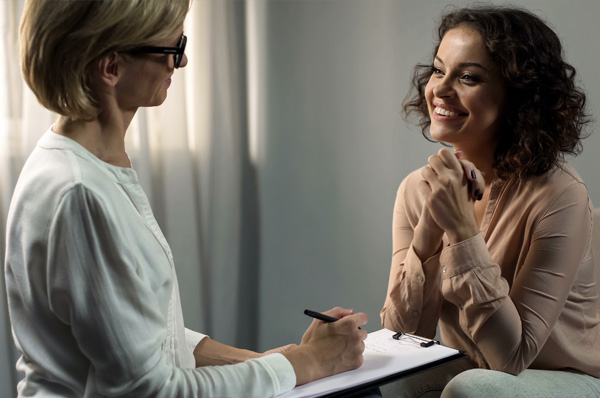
top-left (435, 107), bottom-right (457, 117)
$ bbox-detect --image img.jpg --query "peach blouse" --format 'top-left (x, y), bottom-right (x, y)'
top-left (381, 162), bottom-right (600, 377)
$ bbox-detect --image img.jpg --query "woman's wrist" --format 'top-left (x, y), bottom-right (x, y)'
top-left (413, 224), bottom-right (443, 262)
top-left (446, 223), bottom-right (480, 245)
top-left (193, 338), bottom-right (260, 367)
top-left (283, 346), bottom-right (319, 386)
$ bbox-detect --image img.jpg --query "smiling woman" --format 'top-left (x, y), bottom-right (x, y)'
top-left (403, 6), bottom-right (589, 182)
top-left (426, 25), bottom-right (507, 160)
top-left (381, 5), bottom-right (600, 398)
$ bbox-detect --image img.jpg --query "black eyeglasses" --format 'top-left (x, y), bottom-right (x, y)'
top-left (130, 34), bottom-right (187, 68)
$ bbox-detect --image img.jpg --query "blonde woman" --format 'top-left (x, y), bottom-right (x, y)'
top-left (5, 1), bottom-right (367, 396)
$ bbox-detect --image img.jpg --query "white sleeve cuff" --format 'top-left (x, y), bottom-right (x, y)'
top-left (184, 328), bottom-right (208, 357)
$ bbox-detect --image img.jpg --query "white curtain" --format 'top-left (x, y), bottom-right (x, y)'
top-left (0, 1), bottom-right (263, 394)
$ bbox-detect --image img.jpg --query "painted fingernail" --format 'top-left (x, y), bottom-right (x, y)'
top-left (474, 189), bottom-right (480, 198)
top-left (477, 193), bottom-right (483, 201)
top-left (470, 170), bottom-right (476, 179)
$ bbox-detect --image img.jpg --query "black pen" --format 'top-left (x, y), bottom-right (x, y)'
top-left (304, 309), bottom-right (363, 329)
top-left (304, 309), bottom-right (339, 323)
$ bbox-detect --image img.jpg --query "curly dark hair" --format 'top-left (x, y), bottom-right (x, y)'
top-left (403, 5), bottom-right (591, 180)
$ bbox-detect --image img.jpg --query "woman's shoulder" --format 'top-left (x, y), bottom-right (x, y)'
top-left (12, 131), bottom-right (135, 224)
top-left (392, 167), bottom-right (428, 216)
top-left (398, 166), bottom-right (426, 190)
top-left (504, 162), bottom-right (591, 219)
top-left (520, 162), bottom-right (587, 197)
top-left (19, 138), bottom-right (96, 199)
top-left (553, 162), bottom-right (586, 185)
top-left (394, 166), bottom-right (427, 201)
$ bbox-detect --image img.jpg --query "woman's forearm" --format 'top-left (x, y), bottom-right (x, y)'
top-left (193, 338), bottom-right (260, 367)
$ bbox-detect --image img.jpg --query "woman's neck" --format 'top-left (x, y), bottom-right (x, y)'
top-left (454, 145), bottom-right (497, 186)
top-left (53, 110), bottom-right (134, 168)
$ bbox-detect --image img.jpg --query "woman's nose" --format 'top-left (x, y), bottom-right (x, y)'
top-left (179, 53), bottom-right (188, 69)
top-left (432, 76), bottom-right (455, 98)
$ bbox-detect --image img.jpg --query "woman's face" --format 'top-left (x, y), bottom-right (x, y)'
top-left (425, 25), bottom-right (506, 152)
top-left (117, 27), bottom-right (188, 110)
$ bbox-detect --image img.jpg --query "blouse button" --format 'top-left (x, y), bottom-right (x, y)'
top-left (442, 266), bottom-right (447, 273)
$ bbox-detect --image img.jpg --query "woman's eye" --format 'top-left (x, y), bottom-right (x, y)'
top-left (461, 74), bottom-right (480, 83)
top-left (431, 67), bottom-right (444, 76)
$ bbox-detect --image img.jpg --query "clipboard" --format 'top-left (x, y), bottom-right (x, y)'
top-left (279, 328), bottom-right (465, 398)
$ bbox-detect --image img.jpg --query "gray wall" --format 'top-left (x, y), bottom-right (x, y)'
top-left (254, 0), bottom-right (600, 350)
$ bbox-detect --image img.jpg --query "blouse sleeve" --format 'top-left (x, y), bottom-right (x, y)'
top-left (185, 328), bottom-right (207, 359)
top-left (381, 171), bottom-right (445, 338)
top-left (46, 184), bottom-right (296, 397)
top-left (439, 180), bottom-right (592, 374)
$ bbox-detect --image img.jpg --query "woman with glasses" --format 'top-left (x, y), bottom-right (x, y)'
top-left (381, 5), bottom-right (600, 397)
top-left (5, 0), bottom-right (367, 396)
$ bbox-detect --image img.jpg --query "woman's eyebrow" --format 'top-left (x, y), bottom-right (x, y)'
top-left (434, 56), bottom-right (489, 71)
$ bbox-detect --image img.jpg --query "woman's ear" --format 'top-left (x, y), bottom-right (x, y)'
top-left (96, 52), bottom-right (121, 87)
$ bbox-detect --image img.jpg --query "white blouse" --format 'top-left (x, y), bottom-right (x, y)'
top-left (5, 130), bottom-right (296, 397)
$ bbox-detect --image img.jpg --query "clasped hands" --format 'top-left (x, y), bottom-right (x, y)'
top-left (415, 148), bottom-right (484, 260)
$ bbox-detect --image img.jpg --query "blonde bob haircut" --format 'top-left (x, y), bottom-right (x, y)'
top-left (20, 0), bottom-right (191, 121)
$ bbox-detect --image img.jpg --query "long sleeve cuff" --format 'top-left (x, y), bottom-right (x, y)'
top-left (440, 234), bottom-right (492, 279)
top-left (261, 353), bottom-right (297, 396)
top-left (185, 328), bottom-right (208, 359)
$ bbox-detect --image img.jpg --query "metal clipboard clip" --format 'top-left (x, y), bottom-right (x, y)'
top-left (392, 332), bottom-right (439, 348)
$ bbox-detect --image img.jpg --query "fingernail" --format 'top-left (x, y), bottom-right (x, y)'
top-left (477, 193), bottom-right (483, 201)
top-left (470, 170), bottom-right (476, 179)
top-left (474, 189), bottom-right (480, 198)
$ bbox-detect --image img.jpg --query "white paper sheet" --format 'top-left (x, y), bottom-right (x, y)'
top-left (279, 328), bottom-right (462, 398)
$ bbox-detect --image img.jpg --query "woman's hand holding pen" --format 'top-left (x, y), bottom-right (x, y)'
top-left (420, 148), bottom-right (482, 245)
top-left (282, 307), bottom-right (368, 386)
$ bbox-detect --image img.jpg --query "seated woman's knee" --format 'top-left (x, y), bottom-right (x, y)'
top-left (441, 369), bottom-right (513, 398)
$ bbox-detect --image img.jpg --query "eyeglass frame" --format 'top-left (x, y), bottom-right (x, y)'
top-left (129, 34), bottom-right (187, 69)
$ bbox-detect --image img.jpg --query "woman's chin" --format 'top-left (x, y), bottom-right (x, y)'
top-left (430, 129), bottom-right (455, 144)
